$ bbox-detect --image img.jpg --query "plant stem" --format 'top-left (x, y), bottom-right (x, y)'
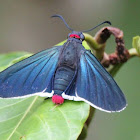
top-left (109, 48), bottom-right (139, 77)
top-left (84, 33), bottom-right (100, 50)
top-left (108, 64), bottom-right (123, 77)
top-left (84, 33), bottom-right (105, 60)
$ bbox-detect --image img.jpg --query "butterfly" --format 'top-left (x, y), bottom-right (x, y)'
top-left (0, 15), bottom-right (127, 113)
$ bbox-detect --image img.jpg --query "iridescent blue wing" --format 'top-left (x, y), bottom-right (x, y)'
top-left (76, 50), bottom-right (127, 112)
top-left (0, 46), bottom-right (62, 98)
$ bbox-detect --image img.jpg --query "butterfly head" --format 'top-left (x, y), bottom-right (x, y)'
top-left (68, 31), bottom-right (85, 41)
top-left (51, 14), bottom-right (111, 42)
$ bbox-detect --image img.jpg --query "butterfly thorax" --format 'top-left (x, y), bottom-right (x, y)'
top-left (58, 40), bottom-right (79, 69)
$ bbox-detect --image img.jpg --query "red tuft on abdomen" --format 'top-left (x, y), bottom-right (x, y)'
top-left (52, 95), bottom-right (64, 104)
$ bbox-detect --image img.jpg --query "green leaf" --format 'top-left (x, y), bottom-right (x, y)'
top-left (0, 98), bottom-right (89, 140)
top-left (132, 36), bottom-right (140, 56)
top-left (0, 52), bottom-right (29, 67)
top-left (0, 52), bottom-right (32, 72)
top-left (0, 52), bottom-right (90, 140)
top-left (82, 41), bottom-right (91, 50)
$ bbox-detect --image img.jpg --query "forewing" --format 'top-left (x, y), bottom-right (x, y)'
top-left (76, 50), bottom-right (127, 112)
top-left (0, 46), bottom-right (62, 98)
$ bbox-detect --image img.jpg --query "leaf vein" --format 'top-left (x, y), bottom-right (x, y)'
top-left (0, 112), bottom-right (24, 123)
top-left (34, 113), bottom-right (52, 140)
top-left (0, 127), bottom-right (14, 135)
top-left (0, 98), bottom-right (27, 110)
top-left (7, 96), bottom-right (38, 140)
top-left (58, 107), bottom-right (71, 140)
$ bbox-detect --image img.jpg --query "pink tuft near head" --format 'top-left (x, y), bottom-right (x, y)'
top-left (52, 95), bottom-right (64, 104)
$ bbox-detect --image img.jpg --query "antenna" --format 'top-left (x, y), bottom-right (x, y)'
top-left (51, 14), bottom-right (111, 32)
top-left (82, 21), bottom-right (111, 32)
top-left (51, 14), bottom-right (74, 31)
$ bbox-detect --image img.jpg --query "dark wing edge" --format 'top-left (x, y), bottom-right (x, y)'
top-left (75, 50), bottom-right (127, 112)
top-left (0, 46), bottom-right (62, 98)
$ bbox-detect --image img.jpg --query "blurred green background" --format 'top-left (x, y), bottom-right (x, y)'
top-left (0, 0), bottom-right (140, 140)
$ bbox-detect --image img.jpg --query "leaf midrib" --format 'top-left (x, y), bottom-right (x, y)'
top-left (58, 107), bottom-right (71, 140)
top-left (7, 96), bottom-right (38, 140)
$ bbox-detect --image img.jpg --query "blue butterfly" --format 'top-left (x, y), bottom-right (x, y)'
top-left (0, 15), bottom-right (127, 112)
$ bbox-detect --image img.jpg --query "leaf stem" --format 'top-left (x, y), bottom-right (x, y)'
top-left (84, 33), bottom-right (105, 60)
top-left (84, 33), bottom-right (100, 50)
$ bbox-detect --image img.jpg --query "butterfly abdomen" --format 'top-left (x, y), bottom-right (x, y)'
top-left (54, 66), bottom-right (75, 95)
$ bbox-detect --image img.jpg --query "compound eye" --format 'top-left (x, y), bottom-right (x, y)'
top-left (80, 34), bottom-right (85, 41)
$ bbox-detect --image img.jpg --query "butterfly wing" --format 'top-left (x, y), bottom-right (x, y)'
top-left (0, 46), bottom-right (62, 98)
top-left (76, 50), bottom-right (127, 112)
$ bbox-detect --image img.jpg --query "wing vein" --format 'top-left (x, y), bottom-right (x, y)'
top-left (31, 52), bottom-right (56, 87)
